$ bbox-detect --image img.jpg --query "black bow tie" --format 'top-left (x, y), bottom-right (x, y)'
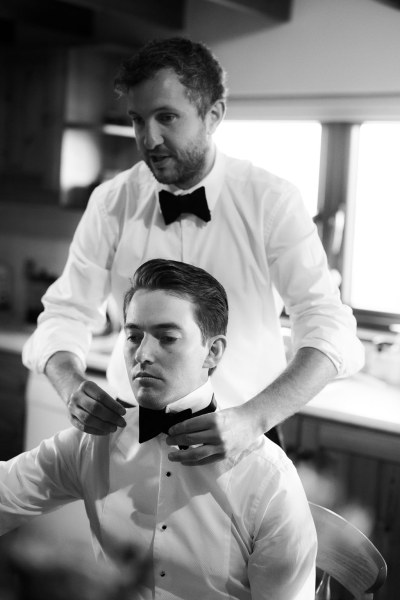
top-left (159, 187), bottom-right (211, 225)
top-left (139, 397), bottom-right (216, 444)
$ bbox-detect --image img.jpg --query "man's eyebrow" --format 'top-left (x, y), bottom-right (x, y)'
top-left (127, 105), bottom-right (178, 117)
top-left (124, 323), bottom-right (141, 330)
top-left (124, 322), bottom-right (183, 331)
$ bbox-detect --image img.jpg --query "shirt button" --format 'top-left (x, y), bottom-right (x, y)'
top-left (166, 471), bottom-right (172, 477)
top-left (161, 524), bottom-right (167, 530)
top-left (160, 571), bottom-right (166, 577)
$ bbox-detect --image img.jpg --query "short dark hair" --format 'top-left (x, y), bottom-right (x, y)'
top-left (114, 37), bottom-right (227, 118)
top-left (123, 259), bottom-right (228, 343)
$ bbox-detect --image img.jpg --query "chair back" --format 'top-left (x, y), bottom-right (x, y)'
top-left (309, 502), bottom-right (387, 599)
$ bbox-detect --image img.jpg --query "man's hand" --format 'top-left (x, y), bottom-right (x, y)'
top-left (166, 347), bottom-right (338, 465)
top-left (166, 404), bottom-right (263, 465)
top-left (67, 380), bottom-right (126, 435)
top-left (44, 350), bottom-right (126, 435)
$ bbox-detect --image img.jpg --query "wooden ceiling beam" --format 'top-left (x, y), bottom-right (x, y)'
top-left (60, 0), bottom-right (185, 30)
top-left (202, 0), bottom-right (292, 22)
top-left (0, 0), bottom-right (94, 36)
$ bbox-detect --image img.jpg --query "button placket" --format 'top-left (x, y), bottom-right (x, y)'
top-left (153, 446), bottom-right (175, 589)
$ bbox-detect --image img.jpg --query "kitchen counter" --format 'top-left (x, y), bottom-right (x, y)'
top-left (0, 320), bottom-right (118, 372)
top-left (1, 324), bottom-right (399, 435)
top-left (302, 371), bottom-right (400, 435)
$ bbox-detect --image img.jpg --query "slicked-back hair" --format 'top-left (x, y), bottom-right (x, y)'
top-left (114, 37), bottom-right (227, 119)
top-left (123, 259), bottom-right (228, 344)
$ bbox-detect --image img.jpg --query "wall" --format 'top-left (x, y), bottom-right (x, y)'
top-left (186, 0), bottom-right (400, 97)
top-left (3, 0), bottom-right (400, 322)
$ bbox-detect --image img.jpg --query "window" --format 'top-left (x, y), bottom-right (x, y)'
top-left (342, 122), bottom-right (400, 323)
top-left (214, 117), bottom-right (400, 330)
top-left (214, 120), bottom-right (322, 216)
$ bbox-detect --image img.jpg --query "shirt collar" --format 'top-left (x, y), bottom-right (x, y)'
top-left (156, 145), bottom-right (225, 214)
top-left (165, 379), bottom-right (214, 414)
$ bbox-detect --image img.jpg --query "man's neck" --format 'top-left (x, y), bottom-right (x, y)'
top-left (165, 380), bottom-right (214, 414)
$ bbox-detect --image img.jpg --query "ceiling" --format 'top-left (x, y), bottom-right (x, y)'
top-left (0, 0), bottom-right (293, 47)
top-left (2, 0), bottom-right (398, 50)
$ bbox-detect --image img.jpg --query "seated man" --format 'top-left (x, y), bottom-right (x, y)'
top-left (0, 259), bottom-right (317, 600)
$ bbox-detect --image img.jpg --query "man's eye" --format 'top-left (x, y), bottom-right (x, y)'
top-left (130, 116), bottom-right (143, 127)
top-left (158, 114), bottom-right (176, 124)
top-left (127, 334), bottom-right (142, 344)
top-left (160, 336), bottom-right (177, 344)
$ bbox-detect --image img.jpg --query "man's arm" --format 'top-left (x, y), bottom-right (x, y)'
top-left (166, 346), bottom-right (336, 464)
top-left (247, 459), bottom-right (317, 600)
top-left (0, 428), bottom-right (84, 535)
top-left (45, 351), bottom-right (126, 435)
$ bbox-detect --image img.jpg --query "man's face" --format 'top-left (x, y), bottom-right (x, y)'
top-left (126, 68), bottom-right (216, 189)
top-left (124, 289), bottom-right (214, 409)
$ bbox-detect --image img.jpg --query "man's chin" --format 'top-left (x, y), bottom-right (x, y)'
top-left (133, 387), bottom-right (165, 410)
top-left (146, 160), bottom-right (195, 188)
top-left (149, 167), bottom-right (179, 186)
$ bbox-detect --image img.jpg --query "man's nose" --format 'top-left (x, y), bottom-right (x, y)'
top-left (143, 121), bottom-right (163, 150)
top-left (135, 335), bottom-right (155, 363)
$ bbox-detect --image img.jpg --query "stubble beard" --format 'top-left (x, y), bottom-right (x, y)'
top-left (145, 135), bottom-right (210, 189)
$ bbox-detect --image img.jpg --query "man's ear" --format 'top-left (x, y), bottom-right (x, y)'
top-left (203, 335), bottom-right (227, 370)
top-left (206, 100), bottom-right (226, 136)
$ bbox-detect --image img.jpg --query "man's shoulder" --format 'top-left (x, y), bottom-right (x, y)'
top-left (95, 161), bottom-right (153, 196)
top-left (220, 436), bottom-right (301, 503)
top-left (84, 161), bottom-right (156, 219)
top-left (222, 151), bottom-right (297, 194)
top-left (237, 435), bottom-right (294, 473)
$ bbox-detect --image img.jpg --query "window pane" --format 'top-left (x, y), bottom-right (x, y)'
top-left (349, 122), bottom-right (400, 314)
top-left (214, 120), bottom-right (322, 216)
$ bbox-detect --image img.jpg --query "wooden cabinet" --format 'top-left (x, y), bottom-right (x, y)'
top-left (0, 48), bottom-right (66, 203)
top-left (283, 414), bottom-right (400, 600)
top-left (0, 350), bottom-right (27, 460)
top-left (0, 44), bottom-right (139, 207)
top-left (60, 45), bottom-right (141, 208)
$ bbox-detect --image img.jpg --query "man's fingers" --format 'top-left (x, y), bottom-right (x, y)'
top-left (69, 404), bottom-right (121, 433)
top-left (68, 380), bottom-right (127, 434)
top-left (167, 413), bottom-right (222, 448)
top-left (166, 430), bottom-right (219, 447)
top-left (79, 381), bottom-right (127, 416)
top-left (70, 413), bottom-right (114, 436)
top-left (168, 413), bottom-right (217, 436)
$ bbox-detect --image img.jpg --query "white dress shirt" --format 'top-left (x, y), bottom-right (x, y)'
top-left (22, 147), bottom-right (364, 406)
top-left (0, 381), bottom-right (317, 600)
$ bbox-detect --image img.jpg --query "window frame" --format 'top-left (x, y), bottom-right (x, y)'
top-left (224, 96), bottom-right (400, 331)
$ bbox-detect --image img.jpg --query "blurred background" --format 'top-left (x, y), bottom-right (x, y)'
top-left (0, 1), bottom-right (399, 598)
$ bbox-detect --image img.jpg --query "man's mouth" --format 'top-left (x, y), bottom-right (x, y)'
top-left (149, 154), bottom-right (172, 168)
top-left (134, 372), bottom-right (160, 381)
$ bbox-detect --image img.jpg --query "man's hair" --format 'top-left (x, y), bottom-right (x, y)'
top-left (123, 259), bottom-right (228, 343)
top-left (114, 37), bottom-right (227, 118)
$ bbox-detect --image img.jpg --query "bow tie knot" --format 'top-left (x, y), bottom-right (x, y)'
top-left (159, 187), bottom-right (211, 225)
top-left (139, 398), bottom-right (216, 444)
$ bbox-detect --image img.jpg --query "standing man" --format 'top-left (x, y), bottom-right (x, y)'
top-left (2, 260), bottom-right (317, 600)
top-left (23, 37), bottom-right (364, 462)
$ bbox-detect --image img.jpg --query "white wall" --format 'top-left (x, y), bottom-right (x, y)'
top-left (186, 0), bottom-right (400, 97)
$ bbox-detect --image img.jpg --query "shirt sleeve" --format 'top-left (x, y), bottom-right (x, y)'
top-left (22, 182), bottom-right (119, 373)
top-left (248, 461), bottom-right (317, 600)
top-left (0, 429), bottom-right (85, 535)
top-left (265, 182), bottom-right (364, 377)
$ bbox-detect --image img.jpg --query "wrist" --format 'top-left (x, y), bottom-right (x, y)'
top-left (241, 396), bottom-right (270, 437)
top-left (44, 351), bottom-right (86, 405)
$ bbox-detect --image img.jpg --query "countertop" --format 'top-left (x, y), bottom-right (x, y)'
top-left (1, 323), bottom-right (399, 435)
top-left (301, 371), bottom-right (400, 435)
top-left (0, 321), bottom-right (117, 372)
